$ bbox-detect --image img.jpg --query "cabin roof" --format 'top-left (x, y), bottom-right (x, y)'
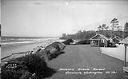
top-left (112, 35), bottom-right (122, 40)
top-left (119, 37), bottom-right (128, 44)
top-left (90, 33), bottom-right (109, 40)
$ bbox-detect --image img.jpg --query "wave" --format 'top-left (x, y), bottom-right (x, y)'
top-left (1, 41), bottom-right (34, 45)
top-left (1, 37), bottom-right (60, 45)
top-left (2, 37), bottom-right (52, 42)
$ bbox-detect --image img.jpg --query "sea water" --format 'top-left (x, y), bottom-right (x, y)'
top-left (1, 36), bottom-right (57, 45)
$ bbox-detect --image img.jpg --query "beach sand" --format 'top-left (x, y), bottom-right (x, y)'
top-left (1, 43), bottom-right (42, 58)
top-left (1, 39), bottom-right (60, 59)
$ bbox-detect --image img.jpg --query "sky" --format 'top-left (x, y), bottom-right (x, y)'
top-left (1, 0), bottom-right (128, 37)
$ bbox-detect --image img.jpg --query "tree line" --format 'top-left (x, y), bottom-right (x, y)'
top-left (60, 18), bottom-right (128, 40)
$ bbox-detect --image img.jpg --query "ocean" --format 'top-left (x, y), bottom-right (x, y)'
top-left (1, 36), bottom-right (57, 45)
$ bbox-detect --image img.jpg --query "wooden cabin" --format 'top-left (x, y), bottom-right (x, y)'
top-left (112, 35), bottom-right (122, 44)
top-left (120, 37), bottom-right (128, 72)
top-left (90, 34), bottom-right (109, 47)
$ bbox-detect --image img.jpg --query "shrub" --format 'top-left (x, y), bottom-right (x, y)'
top-left (1, 54), bottom-right (48, 79)
top-left (43, 42), bottom-right (66, 61)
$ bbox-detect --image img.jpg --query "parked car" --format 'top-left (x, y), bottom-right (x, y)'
top-left (76, 40), bottom-right (90, 45)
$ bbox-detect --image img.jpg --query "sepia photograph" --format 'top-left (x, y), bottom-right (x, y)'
top-left (1, 0), bottom-right (128, 79)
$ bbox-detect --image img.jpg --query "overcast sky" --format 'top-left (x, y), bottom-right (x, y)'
top-left (1, 0), bottom-right (128, 37)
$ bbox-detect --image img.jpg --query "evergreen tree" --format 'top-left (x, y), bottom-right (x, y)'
top-left (124, 22), bottom-right (128, 38)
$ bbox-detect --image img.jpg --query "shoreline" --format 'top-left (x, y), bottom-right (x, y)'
top-left (1, 39), bottom-right (63, 59)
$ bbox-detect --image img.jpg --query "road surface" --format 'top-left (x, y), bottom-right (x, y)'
top-left (47, 45), bottom-right (128, 79)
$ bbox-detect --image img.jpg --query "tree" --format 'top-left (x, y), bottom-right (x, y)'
top-left (110, 18), bottom-right (120, 38)
top-left (124, 22), bottom-right (128, 38)
top-left (98, 24), bottom-right (109, 31)
top-left (102, 24), bottom-right (109, 30)
top-left (60, 33), bottom-right (67, 39)
top-left (62, 33), bottom-right (66, 38)
top-left (105, 26), bottom-right (109, 30)
top-left (110, 18), bottom-right (120, 31)
top-left (98, 25), bottom-right (102, 31)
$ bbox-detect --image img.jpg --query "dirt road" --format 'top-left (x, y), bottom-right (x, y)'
top-left (47, 45), bottom-right (128, 79)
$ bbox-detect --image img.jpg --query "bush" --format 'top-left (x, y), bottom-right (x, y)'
top-left (1, 54), bottom-right (48, 79)
top-left (1, 41), bottom-right (66, 79)
top-left (52, 42), bottom-right (66, 50)
top-left (43, 42), bottom-right (66, 61)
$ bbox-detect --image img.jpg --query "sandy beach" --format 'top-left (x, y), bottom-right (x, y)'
top-left (1, 42), bottom-right (43, 58)
top-left (1, 38), bottom-right (62, 59)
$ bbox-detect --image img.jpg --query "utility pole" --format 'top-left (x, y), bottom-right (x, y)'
top-left (122, 22), bottom-right (128, 73)
top-left (124, 22), bottom-right (126, 67)
top-left (124, 44), bottom-right (127, 67)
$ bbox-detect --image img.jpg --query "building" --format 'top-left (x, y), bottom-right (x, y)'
top-left (90, 34), bottom-right (109, 47)
top-left (112, 35), bottom-right (122, 44)
top-left (120, 37), bottom-right (128, 44)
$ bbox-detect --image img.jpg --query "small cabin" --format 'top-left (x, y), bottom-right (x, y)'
top-left (90, 34), bottom-right (109, 47)
top-left (112, 35), bottom-right (122, 44)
